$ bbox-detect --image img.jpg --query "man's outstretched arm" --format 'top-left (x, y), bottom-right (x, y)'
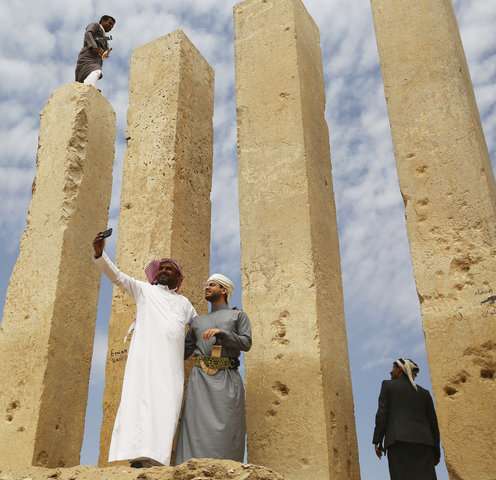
top-left (92, 231), bottom-right (142, 300)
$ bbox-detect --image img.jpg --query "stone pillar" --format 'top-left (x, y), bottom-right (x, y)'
top-left (0, 83), bottom-right (115, 469)
top-left (234, 1), bottom-right (360, 479)
top-left (98, 30), bottom-right (214, 465)
top-left (371, 1), bottom-right (496, 478)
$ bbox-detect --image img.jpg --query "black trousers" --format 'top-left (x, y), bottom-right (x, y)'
top-left (387, 442), bottom-right (437, 480)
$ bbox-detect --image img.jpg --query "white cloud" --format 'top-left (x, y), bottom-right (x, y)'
top-left (0, 117), bottom-right (38, 167)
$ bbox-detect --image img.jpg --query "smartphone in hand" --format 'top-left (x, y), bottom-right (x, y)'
top-left (101, 228), bottom-right (113, 238)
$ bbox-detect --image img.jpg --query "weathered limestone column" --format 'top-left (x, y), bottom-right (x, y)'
top-left (234, 1), bottom-right (360, 479)
top-left (0, 83), bottom-right (115, 468)
top-left (98, 30), bottom-right (214, 465)
top-left (371, 1), bottom-right (496, 478)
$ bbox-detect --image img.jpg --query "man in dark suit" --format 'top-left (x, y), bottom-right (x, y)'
top-left (373, 358), bottom-right (440, 480)
top-left (75, 15), bottom-right (116, 88)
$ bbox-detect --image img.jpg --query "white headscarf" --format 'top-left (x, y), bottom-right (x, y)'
top-left (207, 273), bottom-right (235, 300)
top-left (394, 358), bottom-right (420, 390)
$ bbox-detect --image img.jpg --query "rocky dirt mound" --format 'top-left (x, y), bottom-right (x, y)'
top-left (0, 458), bottom-right (284, 480)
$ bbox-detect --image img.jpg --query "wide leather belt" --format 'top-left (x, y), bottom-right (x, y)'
top-left (194, 345), bottom-right (239, 375)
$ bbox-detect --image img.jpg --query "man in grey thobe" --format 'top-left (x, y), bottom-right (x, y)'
top-left (176, 274), bottom-right (252, 463)
top-left (75, 15), bottom-right (115, 87)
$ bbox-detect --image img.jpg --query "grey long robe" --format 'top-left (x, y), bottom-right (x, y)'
top-left (175, 304), bottom-right (252, 464)
top-left (75, 23), bottom-right (109, 82)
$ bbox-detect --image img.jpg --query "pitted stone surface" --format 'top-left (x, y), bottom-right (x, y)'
top-left (372, 1), bottom-right (496, 478)
top-left (235, 1), bottom-right (360, 479)
top-left (98, 30), bottom-right (214, 465)
top-left (0, 83), bottom-right (115, 469)
top-left (0, 459), bottom-right (284, 480)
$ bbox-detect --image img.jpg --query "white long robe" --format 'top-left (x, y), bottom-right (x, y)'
top-left (94, 252), bottom-right (197, 465)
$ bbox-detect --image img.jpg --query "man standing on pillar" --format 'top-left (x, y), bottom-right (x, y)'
top-left (92, 231), bottom-right (197, 468)
top-left (176, 274), bottom-right (252, 463)
top-left (75, 15), bottom-right (115, 88)
top-left (373, 358), bottom-right (441, 480)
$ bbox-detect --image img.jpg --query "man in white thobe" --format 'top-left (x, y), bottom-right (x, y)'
top-left (92, 231), bottom-right (197, 468)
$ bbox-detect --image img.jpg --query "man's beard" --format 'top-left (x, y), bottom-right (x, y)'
top-left (157, 273), bottom-right (178, 289)
top-left (205, 292), bottom-right (223, 302)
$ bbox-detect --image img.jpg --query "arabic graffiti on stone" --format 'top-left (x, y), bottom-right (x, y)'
top-left (479, 288), bottom-right (496, 317)
top-left (110, 348), bottom-right (128, 363)
top-left (475, 287), bottom-right (493, 297)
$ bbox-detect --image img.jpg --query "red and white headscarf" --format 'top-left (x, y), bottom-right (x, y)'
top-left (144, 258), bottom-right (184, 289)
top-left (394, 358), bottom-right (420, 390)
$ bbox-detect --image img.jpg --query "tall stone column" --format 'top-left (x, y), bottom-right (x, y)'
top-left (234, 1), bottom-right (360, 479)
top-left (371, 1), bottom-right (496, 478)
top-left (0, 83), bottom-right (115, 469)
top-left (98, 30), bottom-right (214, 465)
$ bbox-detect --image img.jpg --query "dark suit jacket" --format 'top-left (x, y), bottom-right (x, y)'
top-left (373, 376), bottom-right (440, 457)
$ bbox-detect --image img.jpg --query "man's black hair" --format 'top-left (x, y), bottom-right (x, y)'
top-left (100, 15), bottom-right (116, 24)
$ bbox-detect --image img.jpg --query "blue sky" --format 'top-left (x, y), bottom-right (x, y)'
top-left (1, 1), bottom-right (495, 478)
